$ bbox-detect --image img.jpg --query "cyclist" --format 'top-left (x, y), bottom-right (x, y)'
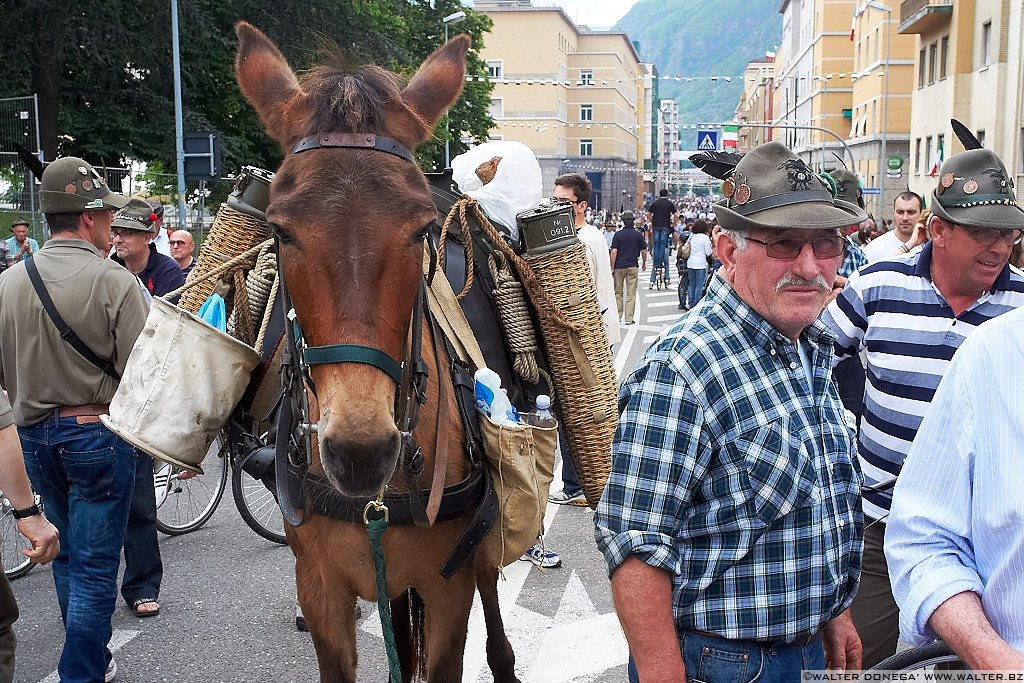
top-left (645, 189), bottom-right (676, 289)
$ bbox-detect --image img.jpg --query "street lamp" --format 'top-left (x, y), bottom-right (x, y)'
top-left (866, 1), bottom-right (893, 220)
top-left (443, 11), bottom-right (467, 168)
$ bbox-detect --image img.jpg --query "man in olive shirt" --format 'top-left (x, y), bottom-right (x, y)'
top-left (0, 156), bottom-right (147, 683)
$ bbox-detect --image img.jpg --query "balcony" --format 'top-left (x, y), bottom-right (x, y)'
top-left (899, 0), bottom-right (953, 35)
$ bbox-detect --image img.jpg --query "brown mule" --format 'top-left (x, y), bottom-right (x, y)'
top-left (234, 21), bottom-right (518, 683)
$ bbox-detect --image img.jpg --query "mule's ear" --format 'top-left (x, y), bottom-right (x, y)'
top-left (235, 21), bottom-right (310, 150)
top-left (402, 35), bottom-right (470, 139)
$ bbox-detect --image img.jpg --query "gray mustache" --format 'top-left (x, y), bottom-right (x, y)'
top-left (776, 275), bottom-right (831, 292)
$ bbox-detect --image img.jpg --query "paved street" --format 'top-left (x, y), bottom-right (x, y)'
top-left (10, 283), bottom-right (683, 683)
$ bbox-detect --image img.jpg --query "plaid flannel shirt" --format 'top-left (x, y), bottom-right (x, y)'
top-left (595, 276), bottom-right (863, 642)
top-left (838, 238), bottom-right (868, 278)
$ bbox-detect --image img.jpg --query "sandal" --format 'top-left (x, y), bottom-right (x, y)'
top-left (132, 598), bottom-right (160, 618)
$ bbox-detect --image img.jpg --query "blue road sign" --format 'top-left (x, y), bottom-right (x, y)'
top-left (696, 130), bottom-right (719, 151)
top-left (862, 187), bottom-right (881, 195)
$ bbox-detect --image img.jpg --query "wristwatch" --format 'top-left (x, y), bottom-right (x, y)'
top-left (12, 495), bottom-right (42, 519)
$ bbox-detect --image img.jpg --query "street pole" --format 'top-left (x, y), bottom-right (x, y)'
top-left (442, 11), bottom-right (466, 168)
top-left (734, 122), bottom-right (856, 169)
top-left (872, 2), bottom-right (894, 223)
top-left (171, 0), bottom-right (187, 229)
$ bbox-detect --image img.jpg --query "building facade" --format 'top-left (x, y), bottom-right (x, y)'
top-left (900, 0), bottom-right (1024, 203)
top-left (476, 1), bottom-right (645, 211)
top-left (735, 56), bottom-right (778, 152)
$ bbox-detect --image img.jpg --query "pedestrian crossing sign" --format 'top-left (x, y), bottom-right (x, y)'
top-left (697, 130), bottom-right (718, 151)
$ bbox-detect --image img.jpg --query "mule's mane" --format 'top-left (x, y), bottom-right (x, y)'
top-left (299, 57), bottom-right (428, 139)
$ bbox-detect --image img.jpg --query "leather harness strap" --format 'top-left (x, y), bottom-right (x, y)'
top-left (290, 133), bottom-right (415, 164)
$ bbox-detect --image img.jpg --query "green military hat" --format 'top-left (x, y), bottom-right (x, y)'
top-left (39, 157), bottom-right (129, 214)
top-left (930, 148), bottom-right (1024, 230)
top-left (621, 210), bottom-right (635, 225)
top-left (111, 197), bottom-right (157, 232)
top-left (699, 141), bottom-right (866, 231)
top-left (828, 169), bottom-right (865, 209)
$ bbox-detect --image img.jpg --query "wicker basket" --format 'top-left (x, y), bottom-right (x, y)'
top-left (179, 167), bottom-right (274, 314)
top-left (522, 242), bottom-right (616, 508)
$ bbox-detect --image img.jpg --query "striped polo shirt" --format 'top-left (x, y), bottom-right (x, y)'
top-left (821, 242), bottom-right (1024, 521)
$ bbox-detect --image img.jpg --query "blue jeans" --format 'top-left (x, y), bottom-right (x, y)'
top-left (650, 230), bottom-right (670, 284)
top-left (19, 415), bottom-right (137, 683)
top-left (628, 631), bottom-right (826, 683)
top-left (687, 268), bottom-right (707, 308)
top-left (556, 423), bottom-right (581, 495)
top-left (121, 452), bottom-right (163, 606)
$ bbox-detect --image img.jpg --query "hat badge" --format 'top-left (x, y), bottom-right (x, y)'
top-left (778, 158), bottom-right (815, 191)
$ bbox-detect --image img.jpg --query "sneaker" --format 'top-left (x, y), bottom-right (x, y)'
top-left (154, 463), bottom-right (173, 508)
top-left (548, 489), bottom-right (588, 506)
top-left (105, 658), bottom-right (118, 683)
top-left (520, 544), bottom-right (562, 568)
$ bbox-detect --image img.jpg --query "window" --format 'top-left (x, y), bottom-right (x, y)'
top-left (874, 28), bottom-right (880, 62)
top-left (977, 129), bottom-right (986, 147)
top-left (981, 22), bottom-right (992, 67)
top-left (925, 136), bottom-right (933, 176)
top-left (1020, 128), bottom-right (1024, 173)
top-left (580, 139), bottom-right (593, 156)
top-left (915, 138), bottom-right (922, 175)
top-left (579, 69), bottom-right (593, 86)
top-left (936, 134), bottom-right (944, 170)
top-left (488, 98), bottom-right (503, 118)
top-left (928, 42), bottom-right (937, 84)
top-left (918, 48), bottom-right (926, 87)
top-left (486, 60), bottom-right (503, 79)
top-left (939, 35), bottom-right (949, 79)
top-left (579, 104), bottom-right (593, 122)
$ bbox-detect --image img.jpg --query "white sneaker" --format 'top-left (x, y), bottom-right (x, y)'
top-left (105, 657), bottom-right (118, 683)
top-left (520, 543), bottom-right (562, 569)
top-left (154, 463), bottom-right (173, 508)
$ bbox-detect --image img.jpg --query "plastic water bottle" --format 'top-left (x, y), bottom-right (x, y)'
top-left (521, 394), bottom-right (557, 428)
top-left (474, 368), bottom-right (520, 427)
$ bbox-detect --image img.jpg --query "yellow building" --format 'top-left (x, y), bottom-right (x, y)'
top-left (476, 1), bottom-right (645, 211)
top-left (735, 57), bottom-right (779, 152)
top-left (900, 0), bottom-right (1024, 202)
top-left (773, 0), bottom-right (857, 170)
top-left (848, 1), bottom-right (917, 220)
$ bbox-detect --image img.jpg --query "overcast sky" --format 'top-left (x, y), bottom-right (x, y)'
top-left (483, 1), bottom-right (642, 30)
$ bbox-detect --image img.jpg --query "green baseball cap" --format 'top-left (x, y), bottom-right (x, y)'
top-left (39, 157), bottom-right (129, 214)
top-left (111, 197), bottom-right (157, 233)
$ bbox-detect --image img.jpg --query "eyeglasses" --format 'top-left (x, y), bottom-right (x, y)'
top-left (110, 228), bottom-right (146, 239)
top-left (169, 240), bottom-right (189, 247)
top-left (745, 235), bottom-right (847, 259)
top-left (954, 224), bottom-right (1024, 247)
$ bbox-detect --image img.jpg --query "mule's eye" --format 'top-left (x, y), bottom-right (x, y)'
top-left (413, 221), bottom-right (433, 242)
top-left (270, 223), bottom-right (293, 244)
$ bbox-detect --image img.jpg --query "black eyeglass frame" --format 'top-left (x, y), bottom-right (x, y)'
top-left (744, 235), bottom-right (847, 260)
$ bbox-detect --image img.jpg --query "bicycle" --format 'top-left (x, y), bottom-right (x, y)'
top-left (871, 641), bottom-right (965, 671)
top-left (155, 414), bottom-right (286, 545)
top-left (1, 492), bottom-right (34, 580)
top-left (652, 264), bottom-right (667, 290)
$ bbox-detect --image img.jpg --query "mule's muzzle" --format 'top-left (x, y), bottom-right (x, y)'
top-left (319, 430), bottom-right (401, 498)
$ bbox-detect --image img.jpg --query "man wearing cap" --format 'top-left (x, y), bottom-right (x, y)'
top-left (148, 202), bottom-right (173, 258)
top-left (597, 141), bottom-right (864, 681)
top-left (5, 219), bottom-right (40, 269)
top-left (110, 198), bottom-right (185, 298)
top-left (0, 156), bottom-right (148, 682)
top-left (646, 189), bottom-right (676, 289)
top-left (822, 147), bottom-right (1024, 668)
top-left (610, 210), bottom-right (647, 326)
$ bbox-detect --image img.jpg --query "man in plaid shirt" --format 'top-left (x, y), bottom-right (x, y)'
top-left (596, 141), bottom-right (865, 682)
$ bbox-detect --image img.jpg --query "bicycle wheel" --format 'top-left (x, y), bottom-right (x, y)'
top-left (1, 495), bottom-right (34, 580)
top-left (156, 435), bottom-right (229, 536)
top-left (232, 463), bottom-right (287, 544)
top-left (871, 641), bottom-right (963, 671)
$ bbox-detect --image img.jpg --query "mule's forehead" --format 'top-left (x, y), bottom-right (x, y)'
top-left (268, 152), bottom-right (436, 224)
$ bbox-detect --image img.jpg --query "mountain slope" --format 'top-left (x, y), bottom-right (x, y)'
top-left (615, 0), bottom-right (781, 127)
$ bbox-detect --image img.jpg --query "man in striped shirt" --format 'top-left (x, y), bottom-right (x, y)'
top-left (821, 146), bottom-right (1024, 668)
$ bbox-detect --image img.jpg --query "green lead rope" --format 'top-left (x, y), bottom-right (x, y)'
top-left (365, 505), bottom-right (402, 683)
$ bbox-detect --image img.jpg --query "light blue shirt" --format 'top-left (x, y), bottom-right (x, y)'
top-left (886, 305), bottom-right (1024, 649)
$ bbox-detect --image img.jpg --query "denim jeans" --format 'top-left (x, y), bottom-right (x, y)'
top-left (556, 423), bottom-right (581, 495)
top-left (688, 267), bottom-right (707, 309)
top-left (650, 230), bottom-right (670, 284)
top-left (19, 415), bottom-right (137, 683)
top-left (677, 264), bottom-right (690, 308)
top-left (121, 452), bottom-right (163, 607)
top-left (628, 631), bottom-right (826, 683)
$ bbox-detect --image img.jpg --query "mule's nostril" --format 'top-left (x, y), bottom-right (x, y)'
top-left (319, 430), bottom-right (401, 498)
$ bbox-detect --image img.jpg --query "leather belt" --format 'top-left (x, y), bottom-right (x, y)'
top-left (688, 629), bottom-right (822, 649)
top-left (58, 404), bottom-right (110, 418)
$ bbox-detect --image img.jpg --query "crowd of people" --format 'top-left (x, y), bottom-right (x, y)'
top-left (2, 135), bottom-right (1023, 682)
